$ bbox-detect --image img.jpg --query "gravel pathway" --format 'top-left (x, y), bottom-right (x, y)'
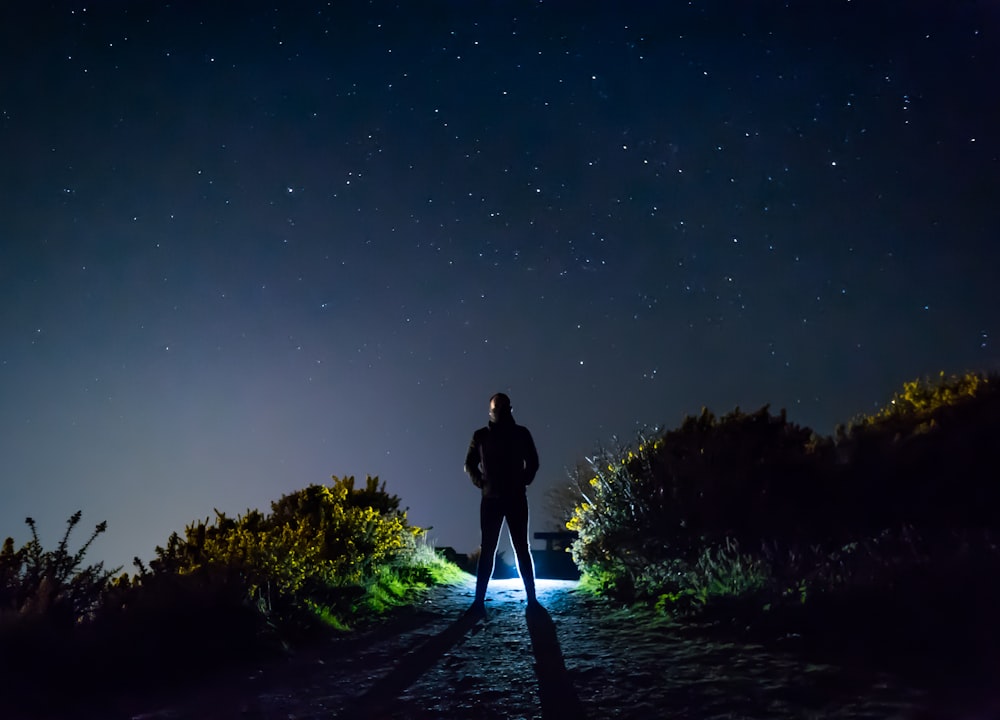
top-left (115, 577), bottom-right (983, 720)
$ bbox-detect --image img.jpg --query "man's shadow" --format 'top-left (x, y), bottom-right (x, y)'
top-left (341, 607), bottom-right (485, 717)
top-left (526, 602), bottom-right (586, 718)
top-left (343, 603), bottom-right (585, 718)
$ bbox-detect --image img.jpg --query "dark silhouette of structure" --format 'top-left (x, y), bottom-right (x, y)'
top-left (532, 531), bottom-right (580, 580)
top-left (464, 392), bottom-right (540, 611)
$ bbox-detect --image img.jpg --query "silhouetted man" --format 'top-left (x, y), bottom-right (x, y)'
top-left (464, 392), bottom-right (539, 612)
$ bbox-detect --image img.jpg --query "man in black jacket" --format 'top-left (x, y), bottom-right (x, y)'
top-left (464, 392), bottom-right (540, 612)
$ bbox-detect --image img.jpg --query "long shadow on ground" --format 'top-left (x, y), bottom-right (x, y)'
top-left (525, 602), bottom-right (586, 719)
top-left (340, 606), bottom-right (486, 717)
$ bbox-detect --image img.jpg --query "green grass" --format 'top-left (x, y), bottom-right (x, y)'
top-left (305, 598), bottom-right (352, 632)
top-left (407, 542), bottom-right (473, 586)
top-left (301, 541), bottom-right (469, 631)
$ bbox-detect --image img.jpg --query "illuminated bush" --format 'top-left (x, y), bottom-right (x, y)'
top-left (145, 475), bottom-right (421, 629)
top-left (862, 370), bottom-right (988, 425)
top-left (566, 406), bottom-right (825, 599)
top-left (566, 371), bottom-right (1000, 610)
top-left (838, 371), bottom-right (999, 532)
top-left (1, 478), bottom-right (458, 711)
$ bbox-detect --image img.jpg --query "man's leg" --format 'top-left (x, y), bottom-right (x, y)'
top-left (506, 494), bottom-right (537, 603)
top-left (475, 498), bottom-right (505, 605)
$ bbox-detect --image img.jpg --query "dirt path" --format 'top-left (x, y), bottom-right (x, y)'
top-left (117, 578), bottom-right (970, 719)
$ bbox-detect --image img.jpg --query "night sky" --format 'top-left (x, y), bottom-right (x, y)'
top-left (2, 2), bottom-right (997, 573)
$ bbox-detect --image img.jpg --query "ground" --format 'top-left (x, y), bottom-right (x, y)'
top-left (84, 577), bottom-right (996, 719)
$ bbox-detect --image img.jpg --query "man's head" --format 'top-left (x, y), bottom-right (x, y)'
top-left (489, 392), bottom-right (512, 422)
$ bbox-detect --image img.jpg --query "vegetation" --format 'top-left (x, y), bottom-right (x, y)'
top-left (1, 511), bottom-right (118, 625)
top-left (139, 475), bottom-right (429, 632)
top-left (0, 475), bottom-right (467, 715)
top-left (3, 370), bottom-right (998, 712)
top-left (563, 371), bottom-right (1000, 662)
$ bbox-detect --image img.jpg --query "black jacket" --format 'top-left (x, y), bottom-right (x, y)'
top-left (464, 414), bottom-right (539, 498)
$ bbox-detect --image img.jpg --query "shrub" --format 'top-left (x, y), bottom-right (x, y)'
top-left (0, 513), bottom-right (122, 713)
top-left (0, 477), bottom-right (462, 713)
top-left (567, 406), bottom-right (826, 599)
top-left (861, 370), bottom-right (988, 425)
top-left (567, 371), bottom-right (1000, 615)
top-left (0, 512), bottom-right (117, 627)
top-left (651, 538), bottom-right (770, 616)
top-left (836, 371), bottom-right (1000, 534)
top-left (137, 475), bottom-right (422, 633)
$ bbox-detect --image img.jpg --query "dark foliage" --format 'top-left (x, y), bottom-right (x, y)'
top-left (0, 476), bottom-right (452, 717)
top-left (0, 512), bottom-right (118, 626)
top-left (567, 372), bottom-right (1000, 616)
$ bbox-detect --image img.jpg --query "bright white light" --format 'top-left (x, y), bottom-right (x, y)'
top-left (481, 577), bottom-right (580, 605)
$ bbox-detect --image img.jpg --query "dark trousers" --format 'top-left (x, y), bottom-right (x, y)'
top-left (476, 494), bottom-right (536, 602)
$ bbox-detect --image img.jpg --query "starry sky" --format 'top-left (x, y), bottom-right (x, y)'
top-left (2, 1), bottom-right (997, 573)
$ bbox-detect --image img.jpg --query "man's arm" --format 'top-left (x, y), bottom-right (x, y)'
top-left (521, 427), bottom-right (539, 485)
top-left (464, 432), bottom-right (483, 488)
